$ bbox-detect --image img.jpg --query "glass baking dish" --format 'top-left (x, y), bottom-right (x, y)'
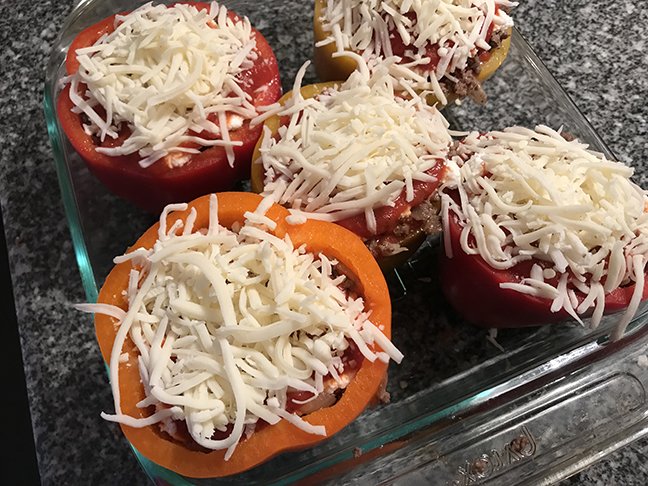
top-left (44, 0), bottom-right (648, 484)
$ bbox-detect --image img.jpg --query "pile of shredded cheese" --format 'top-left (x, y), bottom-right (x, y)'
top-left (255, 59), bottom-right (452, 234)
top-left (77, 195), bottom-right (402, 459)
top-left (441, 126), bottom-right (648, 339)
top-left (317, 0), bottom-right (516, 104)
top-left (67, 1), bottom-right (259, 168)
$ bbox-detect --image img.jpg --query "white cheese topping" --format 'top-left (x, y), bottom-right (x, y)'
top-left (79, 194), bottom-right (402, 459)
top-left (255, 59), bottom-right (452, 234)
top-left (442, 126), bottom-right (648, 338)
top-left (67, 1), bottom-right (260, 168)
top-left (317, 0), bottom-right (516, 104)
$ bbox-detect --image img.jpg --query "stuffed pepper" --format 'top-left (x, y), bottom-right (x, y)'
top-left (251, 60), bottom-right (453, 269)
top-left (58, 2), bottom-right (281, 213)
top-left (314, 0), bottom-right (515, 105)
top-left (77, 192), bottom-right (401, 478)
top-left (439, 126), bottom-right (648, 339)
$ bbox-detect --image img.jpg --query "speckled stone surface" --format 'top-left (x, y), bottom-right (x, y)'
top-left (2, 0), bottom-right (648, 484)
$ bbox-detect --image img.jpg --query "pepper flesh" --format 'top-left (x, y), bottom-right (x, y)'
top-left (94, 192), bottom-right (391, 478)
top-left (58, 3), bottom-right (282, 213)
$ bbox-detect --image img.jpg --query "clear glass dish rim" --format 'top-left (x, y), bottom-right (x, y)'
top-left (42, 1), bottom-right (648, 483)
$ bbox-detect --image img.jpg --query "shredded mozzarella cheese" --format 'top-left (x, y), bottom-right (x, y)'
top-left (256, 59), bottom-right (452, 234)
top-left (79, 194), bottom-right (402, 459)
top-left (317, 0), bottom-right (516, 102)
top-left (67, 1), bottom-right (260, 168)
top-left (442, 126), bottom-right (648, 337)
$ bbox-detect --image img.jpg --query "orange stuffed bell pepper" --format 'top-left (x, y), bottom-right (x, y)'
top-left (84, 192), bottom-right (401, 478)
top-left (58, 2), bottom-right (281, 213)
top-left (313, 0), bottom-right (513, 106)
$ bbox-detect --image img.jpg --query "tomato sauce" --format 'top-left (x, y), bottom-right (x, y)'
top-left (386, 7), bottom-right (499, 73)
top-left (337, 162), bottom-right (447, 239)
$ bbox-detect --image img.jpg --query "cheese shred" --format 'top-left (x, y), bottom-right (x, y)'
top-left (317, 0), bottom-right (516, 99)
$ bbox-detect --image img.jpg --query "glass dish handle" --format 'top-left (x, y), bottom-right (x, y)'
top-left (301, 332), bottom-right (648, 486)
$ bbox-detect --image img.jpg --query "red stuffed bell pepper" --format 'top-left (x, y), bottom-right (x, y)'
top-left (58, 2), bottom-right (281, 213)
top-left (78, 192), bottom-right (401, 478)
top-left (439, 126), bottom-right (648, 340)
top-left (251, 60), bottom-right (453, 270)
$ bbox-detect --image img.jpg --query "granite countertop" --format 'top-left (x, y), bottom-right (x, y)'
top-left (2, 0), bottom-right (648, 484)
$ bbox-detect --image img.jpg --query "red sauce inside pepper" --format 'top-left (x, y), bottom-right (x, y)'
top-left (386, 8), bottom-right (499, 73)
top-left (336, 162), bottom-right (447, 240)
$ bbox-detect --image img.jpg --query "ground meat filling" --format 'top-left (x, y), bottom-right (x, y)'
top-left (438, 30), bottom-right (509, 104)
top-left (366, 195), bottom-right (443, 259)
